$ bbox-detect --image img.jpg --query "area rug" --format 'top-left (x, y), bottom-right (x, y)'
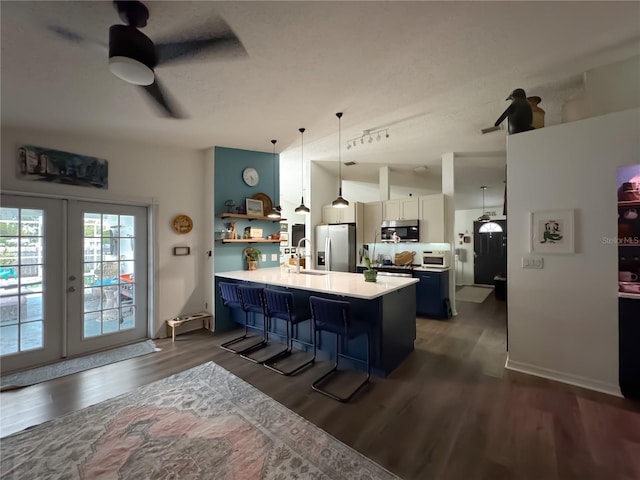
top-left (0, 339), bottom-right (158, 391)
top-left (0, 361), bottom-right (401, 480)
top-left (456, 285), bottom-right (494, 303)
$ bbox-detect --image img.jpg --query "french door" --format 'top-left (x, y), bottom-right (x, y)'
top-left (66, 200), bottom-right (148, 357)
top-left (0, 195), bottom-right (149, 373)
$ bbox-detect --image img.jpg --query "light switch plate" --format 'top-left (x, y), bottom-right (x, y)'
top-left (261, 254), bottom-right (267, 262)
top-left (271, 253), bottom-right (277, 261)
top-left (522, 256), bottom-right (543, 269)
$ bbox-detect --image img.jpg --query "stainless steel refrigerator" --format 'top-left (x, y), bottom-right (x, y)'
top-left (315, 224), bottom-right (356, 272)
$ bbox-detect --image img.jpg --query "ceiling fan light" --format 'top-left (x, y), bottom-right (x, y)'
top-left (109, 56), bottom-right (154, 85)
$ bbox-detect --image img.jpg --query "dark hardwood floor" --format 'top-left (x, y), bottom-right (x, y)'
top-left (2, 295), bottom-right (639, 479)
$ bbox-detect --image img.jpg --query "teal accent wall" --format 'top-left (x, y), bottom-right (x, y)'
top-left (214, 146), bottom-right (281, 274)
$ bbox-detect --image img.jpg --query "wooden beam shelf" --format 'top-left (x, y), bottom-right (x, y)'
top-left (220, 213), bottom-right (287, 222)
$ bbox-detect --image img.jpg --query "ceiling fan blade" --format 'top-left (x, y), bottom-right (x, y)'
top-left (140, 78), bottom-right (185, 119)
top-left (47, 25), bottom-right (108, 53)
top-left (155, 30), bottom-right (247, 66)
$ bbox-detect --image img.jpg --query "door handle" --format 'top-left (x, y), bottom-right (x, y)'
top-left (69, 275), bottom-right (76, 281)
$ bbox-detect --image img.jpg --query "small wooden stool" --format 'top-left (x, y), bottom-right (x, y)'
top-left (166, 312), bottom-right (212, 341)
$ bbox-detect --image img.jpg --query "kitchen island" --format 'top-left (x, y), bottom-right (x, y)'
top-left (214, 267), bottom-right (419, 376)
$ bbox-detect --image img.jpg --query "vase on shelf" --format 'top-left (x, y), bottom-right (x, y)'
top-left (527, 96), bottom-right (545, 129)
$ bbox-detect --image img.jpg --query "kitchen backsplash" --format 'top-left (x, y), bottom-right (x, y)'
top-left (362, 242), bottom-right (450, 264)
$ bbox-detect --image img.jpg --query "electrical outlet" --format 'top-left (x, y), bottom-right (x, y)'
top-left (522, 256), bottom-right (544, 269)
top-left (271, 253), bottom-right (277, 261)
top-left (261, 254), bottom-right (267, 262)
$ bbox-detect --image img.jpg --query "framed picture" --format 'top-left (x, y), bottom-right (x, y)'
top-left (18, 145), bottom-right (108, 189)
top-left (284, 248), bottom-right (290, 254)
top-left (290, 247), bottom-right (296, 254)
top-left (246, 198), bottom-right (263, 216)
top-left (280, 232), bottom-right (289, 246)
top-left (173, 246), bottom-right (191, 256)
top-left (530, 209), bottom-right (575, 254)
top-left (280, 223), bottom-right (288, 232)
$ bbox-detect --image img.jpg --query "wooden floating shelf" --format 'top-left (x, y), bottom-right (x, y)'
top-left (618, 200), bottom-right (640, 207)
top-left (220, 213), bottom-right (287, 222)
top-left (219, 239), bottom-right (282, 244)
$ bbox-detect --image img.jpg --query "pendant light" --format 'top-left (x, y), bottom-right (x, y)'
top-left (332, 112), bottom-right (349, 208)
top-left (267, 139), bottom-right (281, 219)
top-left (294, 128), bottom-right (310, 213)
top-left (477, 185), bottom-right (503, 234)
top-left (477, 186), bottom-right (490, 223)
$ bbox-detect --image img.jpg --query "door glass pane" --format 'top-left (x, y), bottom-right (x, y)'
top-left (0, 207), bottom-right (44, 355)
top-left (82, 212), bottom-right (138, 338)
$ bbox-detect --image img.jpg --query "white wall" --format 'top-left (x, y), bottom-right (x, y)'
top-left (1, 126), bottom-right (207, 338)
top-left (586, 55), bottom-right (640, 118)
top-left (454, 207), bottom-right (505, 285)
top-left (506, 108), bottom-right (640, 396)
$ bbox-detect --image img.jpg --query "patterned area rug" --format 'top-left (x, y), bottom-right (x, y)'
top-left (1, 361), bottom-right (401, 480)
top-left (0, 339), bottom-right (158, 391)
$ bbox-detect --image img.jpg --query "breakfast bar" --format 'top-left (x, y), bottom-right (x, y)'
top-left (214, 267), bottom-right (419, 376)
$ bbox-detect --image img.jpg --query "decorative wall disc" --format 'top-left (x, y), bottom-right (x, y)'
top-left (172, 214), bottom-right (193, 234)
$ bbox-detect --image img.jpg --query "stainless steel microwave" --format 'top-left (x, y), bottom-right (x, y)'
top-left (381, 220), bottom-right (420, 242)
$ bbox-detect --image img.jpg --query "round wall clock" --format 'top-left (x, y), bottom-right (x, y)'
top-left (242, 167), bottom-right (259, 187)
top-left (172, 214), bottom-right (193, 234)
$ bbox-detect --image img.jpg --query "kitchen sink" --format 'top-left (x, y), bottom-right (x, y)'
top-left (298, 271), bottom-right (328, 276)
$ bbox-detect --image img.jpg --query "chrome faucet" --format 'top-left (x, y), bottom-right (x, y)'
top-left (295, 237), bottom-right (312, 273)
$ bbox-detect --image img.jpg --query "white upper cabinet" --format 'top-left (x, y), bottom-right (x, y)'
top-left (322, 202), bottom-right (358, 224)
top-left (363, 202), bottom-right (383, 243)
top-left (419, 194), bottom-right (446, 243)
top-left (383, 198), bottom-right (419, 221)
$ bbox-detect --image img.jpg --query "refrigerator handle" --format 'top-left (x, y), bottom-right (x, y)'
top-left (325, 237), bottom-right (331, 271)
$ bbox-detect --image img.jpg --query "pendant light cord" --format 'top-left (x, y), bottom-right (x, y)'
top-left (300, 128), bottom-right (305, 192)
top-left (337, 112), bottom-right (343, 192)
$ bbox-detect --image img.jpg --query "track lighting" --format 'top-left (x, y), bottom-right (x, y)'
top-left (346, 128), bottom-right (390, 150)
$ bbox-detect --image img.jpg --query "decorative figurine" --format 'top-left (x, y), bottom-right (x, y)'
top-left (494, 88), bottom-right (534, 134)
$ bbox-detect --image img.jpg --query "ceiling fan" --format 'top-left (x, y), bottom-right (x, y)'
top-left (49, 0), bottom-right (247, 118)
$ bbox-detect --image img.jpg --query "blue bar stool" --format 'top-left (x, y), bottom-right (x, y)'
top-left (263, 289), bottom-right (315, 376)
top-left (238, 285), bottom-right (288, 364)
top-left (309, 296), bottom-right (371, 402)
top-left (218, 282), bottom-right (265, 354)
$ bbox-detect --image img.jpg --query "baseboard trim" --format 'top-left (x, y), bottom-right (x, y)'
top-left (505, 357), bottom-right (622, 398)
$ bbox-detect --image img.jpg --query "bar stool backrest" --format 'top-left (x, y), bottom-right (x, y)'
top-left (264, 289), bottom-right (293, 321)
top-left (309, 296), bottom-right (349, 336)
top-left (237, 285), bottom-right (266, 315)
top-left (219, 282), bottom-right (241, 309)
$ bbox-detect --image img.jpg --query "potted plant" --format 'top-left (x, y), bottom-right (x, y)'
top-left (244, 247), bottom-right (262, 271)
top-left (363, 232), bottom-right (378, 282)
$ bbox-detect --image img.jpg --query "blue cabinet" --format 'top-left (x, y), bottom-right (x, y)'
top-left (414, 270), bottom-right (450, 319)
top-left (620, 297), bottom-right (640, 399)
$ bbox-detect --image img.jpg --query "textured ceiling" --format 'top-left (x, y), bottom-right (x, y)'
top-left (2, 1), bottom-right (639, 209)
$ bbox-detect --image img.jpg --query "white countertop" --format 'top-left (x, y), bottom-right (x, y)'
top-left (215, 267), bottom-right (419, 300)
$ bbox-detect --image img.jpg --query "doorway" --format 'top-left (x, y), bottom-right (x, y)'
top-left (0, 195), bottom-right (149, 373)
top-left (473, 219), bottom-right (507, 285)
